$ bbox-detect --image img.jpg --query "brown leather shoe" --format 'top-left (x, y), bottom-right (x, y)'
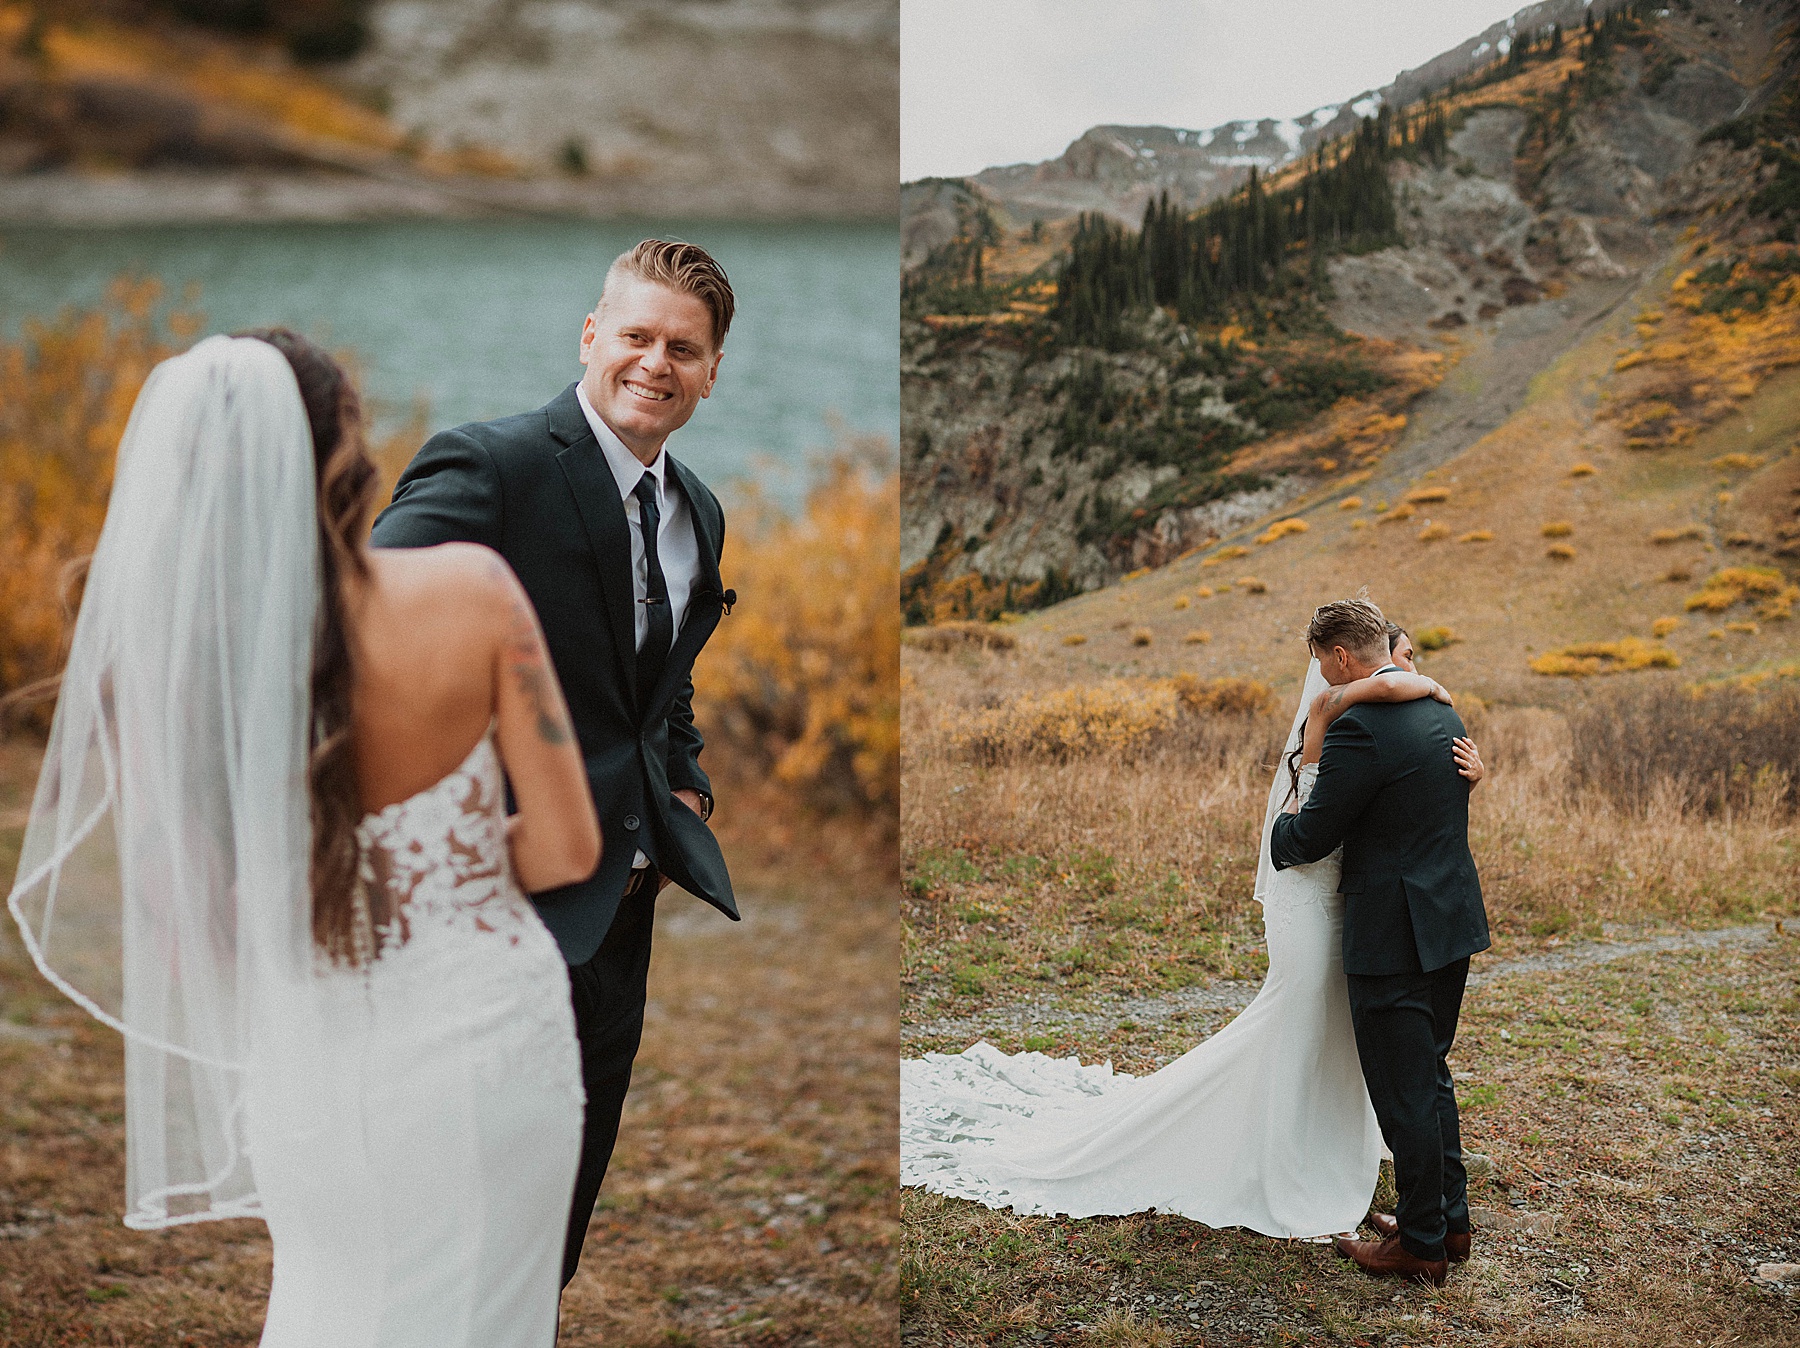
top-left (1333, 1233), bottom-right (1449, 1286)
top-left (1367, 1211), bottom-right (1471, 1263)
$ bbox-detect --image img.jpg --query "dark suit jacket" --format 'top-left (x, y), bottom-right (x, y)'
top-left (370, 382), bottom-right (737, 965)
top-left (1269, 695), bottom-right (1488, 976)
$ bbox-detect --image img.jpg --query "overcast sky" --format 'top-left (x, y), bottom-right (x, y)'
top-left (902, 0), bottom-right (1553, 181)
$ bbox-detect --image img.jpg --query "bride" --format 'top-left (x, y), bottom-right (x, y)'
top-left (7, 332), bottom-right (601, 1346)
top-left (900, 633), bottom-right (1482, 1239)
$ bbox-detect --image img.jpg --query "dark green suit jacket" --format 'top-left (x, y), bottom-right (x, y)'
top-left (370, 383), bottom-right (737, 965)
top-left (1268, 694), bottom-right (1488, 976)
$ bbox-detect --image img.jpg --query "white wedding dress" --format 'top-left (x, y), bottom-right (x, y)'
top-left (901, 667), bottom-right (1383, 1239)
top-left (7, 339), bottom-right (584, 1348)
top-left (247, 733), bottom-right (584, 1348)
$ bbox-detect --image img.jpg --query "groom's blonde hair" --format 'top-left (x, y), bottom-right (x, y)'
top-left (599, 239), bottom-right (735, 352)
top-left (1307, 599), bottom-right (1390, 664)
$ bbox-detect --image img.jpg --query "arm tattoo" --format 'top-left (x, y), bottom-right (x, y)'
top-left (503, 588), bottom-right (574, 746)
top-left (1326, 688), bottom-right (1345, 712)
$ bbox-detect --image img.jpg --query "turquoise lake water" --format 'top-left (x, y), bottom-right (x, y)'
top-left (0, 218), bottom-right (898, 506)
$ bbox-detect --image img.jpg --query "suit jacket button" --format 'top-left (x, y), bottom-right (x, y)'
top-left (623, 814), bottom-right (641, 831)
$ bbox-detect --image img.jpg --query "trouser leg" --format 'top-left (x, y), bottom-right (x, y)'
top-left (1431, 958), bottom-right (1472, 1238)
top-left (561, 875), bottom-right (658, 1289)
top-left (1347, 966), bottom-right (1449, 1263)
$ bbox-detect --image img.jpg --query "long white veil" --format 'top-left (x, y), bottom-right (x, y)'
top-left (1252, 657), bottom-right (1329, 906)
top-left (6, 335), bottom-right (319, 1228)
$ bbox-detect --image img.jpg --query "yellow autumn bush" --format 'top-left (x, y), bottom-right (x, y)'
top-left (1255, 517), bottom-right (1308, 545)
top-left (0, 277), bottom-right (427, 718)
top-left (695, 443), bottom-right (900, 813)
top-left (1530, 638), bottom-right (1681, 677)
top-left (946, 674), bottom-right (1274, 763)
top-left (1682, 567), bottom-right (1799, 620)
top-left (0, 277), bottom-right (200, 702)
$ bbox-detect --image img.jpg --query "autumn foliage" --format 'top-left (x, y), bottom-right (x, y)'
top-left (693, 445), bottom-right (901, 815)
top-left (0, 276), bottom-right (200, 701)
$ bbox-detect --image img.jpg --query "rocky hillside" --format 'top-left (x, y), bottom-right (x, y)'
top-left (902, 0), bottom-right (1794, 632)
top-left (0, 0), bottom-right (895, 222)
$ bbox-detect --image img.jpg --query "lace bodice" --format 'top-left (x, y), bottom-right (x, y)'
top-left (348, 734), bottom-right (543, 968)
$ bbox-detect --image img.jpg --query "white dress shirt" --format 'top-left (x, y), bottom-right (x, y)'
top-left (576, 384), bottom-right (703, 868)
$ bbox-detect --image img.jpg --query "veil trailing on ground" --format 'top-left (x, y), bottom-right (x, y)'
top-left (1252, 657), bottom-right (1329, 906)
top-left (6, 336), bottom-right (320, 1229)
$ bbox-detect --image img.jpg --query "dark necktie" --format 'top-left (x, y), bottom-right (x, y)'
top-left (633, 473), bottom-right (673, 707)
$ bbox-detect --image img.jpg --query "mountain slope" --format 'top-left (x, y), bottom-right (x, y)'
top-left (901, 0), bottom-right (1795, 650)
top-left (915, 0), bottom-right (1800, 701)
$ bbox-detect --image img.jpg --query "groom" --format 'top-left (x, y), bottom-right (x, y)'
top-left (370, 239), bottom-right (739, 1292)
top-left (1270, 599), bottom-right (1489, 1286)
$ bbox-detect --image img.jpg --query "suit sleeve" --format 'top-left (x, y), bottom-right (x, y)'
top-left (369, 428), bottom-right (503, 550)
top-left (1269, 715), bottom-right (1384, 869)
top-left (664, 673), bottom-right (711, 800)
top-left (664, 499), bottom-right (722, 802)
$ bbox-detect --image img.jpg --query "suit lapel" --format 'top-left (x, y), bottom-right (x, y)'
top-left (548, 385), bottom-right (638, 699)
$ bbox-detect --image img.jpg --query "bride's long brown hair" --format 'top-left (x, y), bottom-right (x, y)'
top-left (239, 329), bottom-right (381, 964)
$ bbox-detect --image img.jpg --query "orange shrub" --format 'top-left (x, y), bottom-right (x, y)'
top-left (0, 277), bottom-right (200, 702)
top-left (1530, 638), bottom-right (1680, 677)
top-left (1404, 486), bottom-right (1450, 504)
top-left (1541, 521), bottom-right (1574, 537)
top-left (1458, 529), bottom-right (1494, 543)
top-left (695, 445), bottom-right (899, 813)
top-left (1547, 543), bottom-right (1577, 560)
top-left (1418, 523), bottom-right (1450, 542)
top-left (1255, 517), bottom-right (1309, 545)
top-left (1338, 495), bottom-right (1364, 510)
top-left (1683, 567), bottom-right (1797, 618)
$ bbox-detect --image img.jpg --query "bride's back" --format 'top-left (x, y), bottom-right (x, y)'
top-left (349, 543), bottom-right (504, 813)
top-left (346, 540), bottom-right (599, 897)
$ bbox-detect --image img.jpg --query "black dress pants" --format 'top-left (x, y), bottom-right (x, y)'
top-left (560, 871), bottom-right (658, 1288)
top-left (1345, 956), bottom-right (1471, 1263)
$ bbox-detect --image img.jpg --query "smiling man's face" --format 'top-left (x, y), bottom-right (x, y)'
top-left (578, 271), bottom-right (722, 465)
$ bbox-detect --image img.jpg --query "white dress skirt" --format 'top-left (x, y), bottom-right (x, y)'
top-left (244, 736), bottom-right (584, 1348)
top-left (900, 763), bottom-right (1383, 1238)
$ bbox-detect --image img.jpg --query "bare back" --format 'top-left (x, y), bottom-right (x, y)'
top-left (347, 544), bottom-right (601, 893)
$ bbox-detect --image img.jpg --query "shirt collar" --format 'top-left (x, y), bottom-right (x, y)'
top-left (576, 382), bottom-right (665, 506)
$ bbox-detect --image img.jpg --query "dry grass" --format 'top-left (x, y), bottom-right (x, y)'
top-left (0, 741), bottom-right (899, 1347)
top-left (903, 645), bottom-right (1799, 1019)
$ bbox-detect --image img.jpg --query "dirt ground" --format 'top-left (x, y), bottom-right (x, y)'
top-left (0, 739), bottom-right (898, 1346)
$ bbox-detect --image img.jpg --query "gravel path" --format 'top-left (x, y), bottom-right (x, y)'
top-left (906, 921), bottom-right (1776, 1047)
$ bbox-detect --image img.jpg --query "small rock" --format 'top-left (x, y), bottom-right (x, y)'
top-left (1470, 1205), bottom-right (1559, 1236)
top-left (1755, 1263), bottom-right (1800, 1283)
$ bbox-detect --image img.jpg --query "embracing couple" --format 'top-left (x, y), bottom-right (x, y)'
top-left (8, 240), bottom-right (739, 1344)
top-left (901, 597), bottom-right (1492, 1286)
